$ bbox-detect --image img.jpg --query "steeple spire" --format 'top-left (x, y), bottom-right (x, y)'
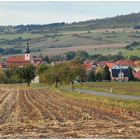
top-left (25, 40), bottom-right (30, 61)
top-left (25, 40), bottom-right (30, 54)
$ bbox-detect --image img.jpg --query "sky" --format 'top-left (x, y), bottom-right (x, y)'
top-left (0, 1), bottom-right (140, 25)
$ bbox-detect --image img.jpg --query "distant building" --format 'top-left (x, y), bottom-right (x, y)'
top-left (0, 62), bottom-right (7, 69)
top-left (6, 41), bottom-right (43, 68)
top-left (7, 42), bottom-right (31, 67)
top-left (111, 65), bottom-right (133, 82)
top-left (133, 70), bottom-right (140, 80)
top-left (84, 60), bottom-right (96, 71)
top-left (116, 59), bottom-right (135, 67)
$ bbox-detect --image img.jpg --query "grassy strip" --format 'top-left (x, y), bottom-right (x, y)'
top-left (56, 88), bottom-right (140, 112)
top-left (75, 82), bottom-right (140, 96)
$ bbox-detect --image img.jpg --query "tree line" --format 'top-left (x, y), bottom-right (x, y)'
top-left (0, 61), bottom-right (111, 90)
top-left (39, 61), bottom-right (111, 90)
top-left (41, 50), bottom-right (140, 64)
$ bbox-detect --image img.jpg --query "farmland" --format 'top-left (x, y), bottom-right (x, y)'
top-left (1, 28), bottom-right (140, 57)
top-left (0, 85), bottom-right (139, 138)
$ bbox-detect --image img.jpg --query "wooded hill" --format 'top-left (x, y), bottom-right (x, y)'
top-left (1, 12), bottom-right (140, 34)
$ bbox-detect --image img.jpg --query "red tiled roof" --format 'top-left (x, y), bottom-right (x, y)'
top-left (133, 70), bottom-right (140, 79)
top-left (7, 56), bottom-right (29, 63)
top-left (96, 61), bottom-right (113, 65)
top-left (106, 62), bottom-right (116, 69)
top-left (84, 63), bottom-right (93, 71)
top-left (116, 60), bottom-right (135, 66)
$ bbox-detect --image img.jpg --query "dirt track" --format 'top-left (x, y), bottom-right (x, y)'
top-left (0, 87), bottom-right (139, 138)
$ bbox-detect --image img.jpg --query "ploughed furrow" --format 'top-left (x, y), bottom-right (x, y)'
top-left (0, 90), bottom-right (17, 124)
top-left (25, 89), bottom-right (52, 120)
top-left (7, 90), bottom-right (21, 124)
top-left (38, 89), bottom-right (122, 122)
top-left (0, 90), bottom-right (13, 104)
top-left (0, 88), bottom-right (139, 139)
top-left (32, 89), bottom-right (85, 121)
top-left (28, 89), bottom-right (62, 121)
top-left (18, 89), bottom-right (43, 123)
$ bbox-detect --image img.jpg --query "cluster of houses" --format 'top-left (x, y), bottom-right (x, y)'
top-left (0, 41), bottom-right (140, 82)
top-left (84, 59), bottom-right (140, 81)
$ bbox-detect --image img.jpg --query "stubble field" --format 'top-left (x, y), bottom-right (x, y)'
top-left (0, 86), bottom-right (139, 138)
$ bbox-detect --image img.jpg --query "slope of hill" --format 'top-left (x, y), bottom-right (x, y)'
top-left (1, 12), bottom-right (140, 58)
top-left (0, 12), bottom-right (140, 34)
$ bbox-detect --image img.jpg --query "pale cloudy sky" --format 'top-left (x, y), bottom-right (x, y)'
top-left (0, 1), bottom-right (140, 25)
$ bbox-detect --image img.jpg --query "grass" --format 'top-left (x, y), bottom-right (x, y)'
top-left (30, 82), bottom-right (140, 112)
top-left (75, 82), bottom-right (140, 96)
top-left (58, 87), bottom-right (140, 112)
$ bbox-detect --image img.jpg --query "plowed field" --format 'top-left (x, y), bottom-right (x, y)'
top-left (0, 87), bottom-right (139, 138)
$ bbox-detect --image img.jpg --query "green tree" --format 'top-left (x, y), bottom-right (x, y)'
top-left (65, 51), bottom-right (76, 60)
top-left (38, 64), bottom-right (48, 74)
top-left (95, 72), bottom-right (102, 82)
top-left (43, 55), bottom-right (50, 63)
top-left (102, 65), bottom-right (111, 81)
top-left (0, 69), bottom-right (7, 83)
top-left (87, 70), bottom-right (96, 82)
top-left (22, 64), bottom-right (36, 86)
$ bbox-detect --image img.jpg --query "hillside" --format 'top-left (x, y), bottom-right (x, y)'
top-left (1, 12), bottom-right (140, 58)
top-left (1, 12), bottom-right (140, 34)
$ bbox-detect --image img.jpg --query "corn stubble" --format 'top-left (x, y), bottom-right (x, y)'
top-left (0, 87), bottom-right (139, 138)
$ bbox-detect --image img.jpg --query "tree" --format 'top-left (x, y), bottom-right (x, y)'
top-left (75, 50), bottom-right (89, 62)
top-left (129, 55), bottom-right (140, 61)
top-left (87, 70), bottom-right (96, 82)
top-left (95, 72), bottom-right (102, 82)
top-left (43, 55), bottom-right (50, 63)
top-left (128, 67), bottom-right (134, 81)
top-left (65, 51), bottom-right (76, 60)
top-left (0, 69), bottom-right (7, 83)
top-left (74, 64), bottom-right (86, 85)
top-left (102, 65), bottom-right (111, 81)
top-left (21, 64), bottom-right (36, 86)
top-left (38, 64), bottom-right (48, 74)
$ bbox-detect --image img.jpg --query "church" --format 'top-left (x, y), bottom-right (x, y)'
top-left (7, 41), bottom-right (42, 67)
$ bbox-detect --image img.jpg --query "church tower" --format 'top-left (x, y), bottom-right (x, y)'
top-left (25, 41), bottom-right (30, 61)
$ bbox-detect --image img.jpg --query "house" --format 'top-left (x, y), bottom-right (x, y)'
top-left (96, 61), bottom-right (113, 66)
top-left (133, 70), bottom-right (140, 80)
top-left (116, 59), bottom-right (135, 67)
top-left (111, 65), bottom-right (133, 82)
top-left (105, 62), bottom-right (116, 71)
top-left (31, 57), bottom-right (43, 67)
top-left (133, 61), bottom-right (140, 72)
top-left (0, 62), bottom-right (7, 69)
top-left (31, 75), bottom-right (39, 83)
top-left (84, 60), bottom-right (96, 71)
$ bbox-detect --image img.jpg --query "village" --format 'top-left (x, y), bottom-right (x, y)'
top-left (0, 41), bottom-right (140, 83)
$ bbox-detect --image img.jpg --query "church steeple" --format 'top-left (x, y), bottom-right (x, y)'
top-left (25, 41), bottom-right (30, 61)
top-left (25, 41), bottom-right (30, 54)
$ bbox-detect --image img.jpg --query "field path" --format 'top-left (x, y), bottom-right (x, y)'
top-left (74, 89), bottom-right (140, 101)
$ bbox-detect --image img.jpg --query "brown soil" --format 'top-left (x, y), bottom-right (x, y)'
top-left (0, 87), bottom-right (139, 138)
